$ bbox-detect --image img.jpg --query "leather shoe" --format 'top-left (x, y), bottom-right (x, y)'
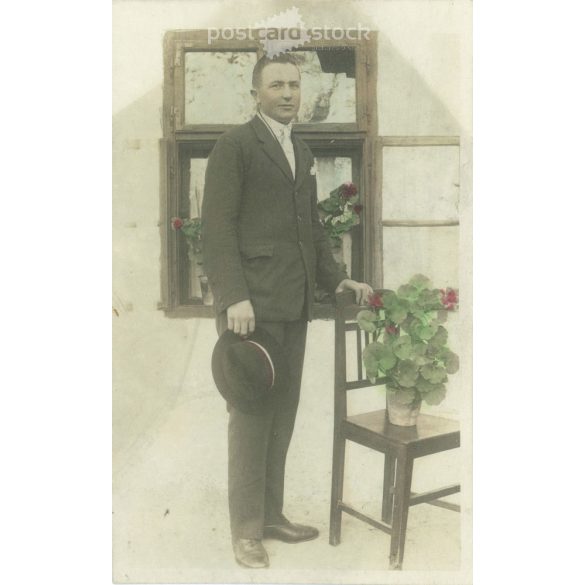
top-left (263, 520), bottom-right (319, 543)
top-left (232, 538), bottom-right (269, 569)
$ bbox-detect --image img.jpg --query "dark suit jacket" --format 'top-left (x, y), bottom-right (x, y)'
top-left (201, 115), bottom-right (348, 322)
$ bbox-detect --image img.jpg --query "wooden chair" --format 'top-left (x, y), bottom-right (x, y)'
top-left (329, 291), bottom-right (461, 569)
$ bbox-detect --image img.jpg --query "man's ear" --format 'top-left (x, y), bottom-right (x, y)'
top-left (250, 88), bottom-right (258, 103)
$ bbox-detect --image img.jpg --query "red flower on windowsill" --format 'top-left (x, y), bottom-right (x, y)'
top-left (385, 324), bottom-right (398, 335)
top-left (341, 181), bottom-right (358, 199)
top-left (353, 204), bottom-right (363, 214)
top-left (171, 217), bottom-right (183, 230)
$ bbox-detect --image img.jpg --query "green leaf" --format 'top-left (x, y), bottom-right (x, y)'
top-left (319, 194), bottom-right (341, 213)
top-left (426, 311), bottom-right (439, 324)
top-left (363, 354), bottom-right (380, 381)
top-left (383, 329), bottom-right (397, 344)
top-left (411, 309), bottom-right (427, 323)
top-left (426, 344), bottom-right (441, 359)
top-left (379, 349), bottom-right (397, 372)
top-left (363, 342), bottom-right (395, 378)
top-left (412, 342), bottom-right (431, 366)
top-left (421, 363), bottom-right (448, 384)
top-left (412, 342), bottom-right (427, 356)
top-left (413, 354), bottom-right (432, 367)
top-left (357, 310), bottom-right (378, 333)
top-left (329, 185), bottom-right (343, 198)
top-left (388, 304), bottom-right (408, 324)
top-left (428, 326), bottom-right (448, 347)
top-left (442, 349), bottom-right (460, 374)
top-left (411, 321), bottom-right (438, 341)
top-left (392, 335), bottom-right (413, 360)
top-left (435, 309), bottom-right (449, 324)
top-left (393, 359), bottom-right (419, 387)
top-left (396, 284), bottom-right (419, 302)
top-left (418, 288), bottom-right (442, 309)
top-left (411, 309), bottom-right (439, 328)
top-left (409, 274), bottom-right (432, 291)
top-left (416, 378), bottom-right (442, 393)
top-left (423, 385), bottom-right (447, 405)
top-left (400, 315), bottom-right (415, 335)
top-left (382, 291), bottom-right (398, 307)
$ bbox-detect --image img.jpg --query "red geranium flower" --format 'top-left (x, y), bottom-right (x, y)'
top-left (385, 324), bottom-right (398, 335)
top-left (341, 181), bottom-right (357, 199)
top-left (353, 204), bottom-right (363, 214)
top-left (368, 292), bottom-right (383, 308)
top-left (440, 288), bottom-right (459, 310)
top-left (171, 217), bottom-right (183, 230)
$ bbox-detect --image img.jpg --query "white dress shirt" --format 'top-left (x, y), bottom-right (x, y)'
top-left (257, 111), bottom-right (296, 178)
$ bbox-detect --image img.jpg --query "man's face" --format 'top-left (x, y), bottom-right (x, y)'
top-left (252, 62), bottom-right (301, 124)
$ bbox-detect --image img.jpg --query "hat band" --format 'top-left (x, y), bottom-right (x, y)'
top-left (245, 340), bottom-right (275, 389)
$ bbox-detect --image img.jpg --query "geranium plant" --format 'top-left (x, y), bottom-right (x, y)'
top-left (171, 217), bottom-right (203, 262)
top-left (317, 181), bottom-right (362, 248)
top-left (357, 274), bottom-right (460, 407)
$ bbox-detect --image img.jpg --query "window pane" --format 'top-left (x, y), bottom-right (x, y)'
top-left (315, 156), bottom-right (352, 200)
top-left (189, 158), bottom-right (207, 217)
top-left (314, 156), bottom-right (354, 277)
top-left (382, 146), bottom-right (460, 221)
top-left (294, 49), bottom-right (356, 123)
top-left (187, 157), bottom-right (208, 300)
top-left (184, 52), bottom-right (257, 124)
top-left (184, 49), bottom-right (356, 125)
top-left (383, 226), bottom-right (459, 290)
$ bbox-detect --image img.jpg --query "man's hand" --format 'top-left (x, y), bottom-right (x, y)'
top-left (335, 279), bottom-right (374, 306)
top-left (227, 299), bottom-right (255, 337)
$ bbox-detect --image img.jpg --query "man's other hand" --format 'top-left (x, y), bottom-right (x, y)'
top-left (227, 299), bottom-right (256, 337)
top-left (335, 279), bottom-right (374, 306)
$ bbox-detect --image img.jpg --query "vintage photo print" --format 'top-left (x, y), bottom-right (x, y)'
top-left (113, 0), bottom-right (472, 582)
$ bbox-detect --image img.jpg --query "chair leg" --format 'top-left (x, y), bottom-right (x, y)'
top-left (389, 450), bottom-right (414, 570)
top-left (329, 435), bottom-right (346, 545)
top-left (382, 452), bottom-right (396, 524)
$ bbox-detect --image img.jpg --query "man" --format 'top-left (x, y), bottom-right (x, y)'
top-left (201, 53), bottom-right (372, 569)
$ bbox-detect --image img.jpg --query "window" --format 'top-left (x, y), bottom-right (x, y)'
top-left (378, 137), bottom-right (460, 291)
top-left (160, 30), bottom-right (379, 317)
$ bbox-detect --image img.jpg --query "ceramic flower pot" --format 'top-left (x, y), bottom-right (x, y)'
top-left (386, 391), bottom-right (422, 427)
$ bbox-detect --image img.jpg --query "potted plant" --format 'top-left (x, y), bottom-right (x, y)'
top-left (317, 181), bottom-right (363, 250)
top-left (315, 181), bottom-right (363, 302)
top-left (171, 216), bottom-right (213, 305)
top-left (357, 274), bottom-right (459, 426)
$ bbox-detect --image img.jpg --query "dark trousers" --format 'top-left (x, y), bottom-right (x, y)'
top-left (216, 314), bottom-right (309, 540)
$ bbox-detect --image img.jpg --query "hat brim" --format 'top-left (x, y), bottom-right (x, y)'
top-left (212, 327), bottom-right (289, 415)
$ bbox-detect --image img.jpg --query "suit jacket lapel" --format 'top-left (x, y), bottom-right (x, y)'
top-left (251, 116), bottom-right (295, 184)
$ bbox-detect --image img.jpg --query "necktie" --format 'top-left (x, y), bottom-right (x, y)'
top-left (279, 126), bottom-right (296, 178)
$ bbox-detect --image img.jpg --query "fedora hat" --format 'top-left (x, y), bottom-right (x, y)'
top-left (211, 327), bottom-right (289, 414)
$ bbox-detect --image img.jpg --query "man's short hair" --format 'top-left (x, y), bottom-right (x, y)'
top-left (252, 53), bottom-right (301, 88)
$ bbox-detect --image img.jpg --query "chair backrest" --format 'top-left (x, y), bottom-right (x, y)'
top-left (334, 291), bottom-right (391, 422)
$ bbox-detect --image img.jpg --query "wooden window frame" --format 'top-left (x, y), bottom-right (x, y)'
top-left (160, 30), bottom-right (379, 318)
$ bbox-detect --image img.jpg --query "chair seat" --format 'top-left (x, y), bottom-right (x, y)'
top-left (343, 410), bottom-right (460, 456)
